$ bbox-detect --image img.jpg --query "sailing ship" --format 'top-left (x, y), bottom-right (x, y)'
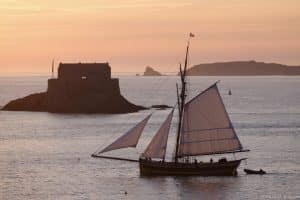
top-left (92, 34), bottom-right (249, 176)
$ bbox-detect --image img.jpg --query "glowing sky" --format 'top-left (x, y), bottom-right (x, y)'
top-left (1, 0), bottom-right (300, 74)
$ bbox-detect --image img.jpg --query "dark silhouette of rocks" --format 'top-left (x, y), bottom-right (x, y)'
top-left (2, 63), bottom-right (145, 113)
top-left (3, 92), bottom-right (47, 112)
top-left (184, 61), bottom-right (300, 76)
top-left (143, 66), bottom-right (162, 76)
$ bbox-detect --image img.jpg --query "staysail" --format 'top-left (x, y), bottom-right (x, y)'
top-left (142, 109), bottom-right (174, 159)
top-left (178, 83), bottom-right (243, 157)
top-left (99, 114), bottom-right (151, 154)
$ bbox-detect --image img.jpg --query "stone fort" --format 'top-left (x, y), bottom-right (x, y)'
top-left (48, 63), bottom-right (120, 97)
top-left (3, 62), bottom-right (143, 113)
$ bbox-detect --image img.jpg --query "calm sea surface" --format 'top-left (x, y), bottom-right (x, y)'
top-left (0, 76), bottom-right (299, 199)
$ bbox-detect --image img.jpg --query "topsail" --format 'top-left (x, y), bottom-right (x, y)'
top-left (99, 114), bottom-right (151, 154)
top-left (178, 83), bottom-right (243, 157)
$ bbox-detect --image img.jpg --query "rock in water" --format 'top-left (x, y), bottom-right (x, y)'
top-left (2, 92), bottom-right (47, 112)
top-left (2, 63), bottom-right (145, 113)
top-left (143, 66), bottom-right (162, 76)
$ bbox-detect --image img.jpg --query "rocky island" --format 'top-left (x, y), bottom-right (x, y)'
top-left (2, 63), bottom-right (145, 113)
top-left (184, 61), bottom-right (300, 76)
top-left (143, 66), bottom-right (162, 76)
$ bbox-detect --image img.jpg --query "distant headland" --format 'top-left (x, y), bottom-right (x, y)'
top-left (143, 66), bottom-right (162, 76)
top-left (2, 63), bottom-right (145, 113)
top-left (184, 61), bottom-right (300, 76)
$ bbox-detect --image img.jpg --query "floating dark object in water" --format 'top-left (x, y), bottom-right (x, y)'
top-left (151, 104), bottom-right (173, 110)
top-left (244, 168), bottom-right (266, 175)
top-left (228, 89), bottom-right (232, 95)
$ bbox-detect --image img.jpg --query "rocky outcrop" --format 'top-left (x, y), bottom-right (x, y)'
top-left (2, 63), bottom-right (145, 113)
top-left (2, 92), bottom-right (47, 111)
top-left (184, 61), bottom-right (300, 76)
top-left (143, 66), bottom-right (162, 76)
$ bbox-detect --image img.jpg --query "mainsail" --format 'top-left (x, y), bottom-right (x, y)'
top-left (142, 109), bottom-right (174, 159)
top-left (178, 83), bottom-right (243, 157)
top-left (99, 114), bottom-right (151, 154)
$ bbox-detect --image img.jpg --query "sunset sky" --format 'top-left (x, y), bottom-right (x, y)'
top-left (1, 0), bottom-right (300, 74)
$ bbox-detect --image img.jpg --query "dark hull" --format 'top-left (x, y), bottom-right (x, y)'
top-left (139, 159), bottom-right (244, 176)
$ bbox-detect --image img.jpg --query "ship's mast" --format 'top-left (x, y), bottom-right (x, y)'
top-left (174, 34), bottom-right (193, 162)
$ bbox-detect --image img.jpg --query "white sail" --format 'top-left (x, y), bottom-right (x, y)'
top-left (178, 83), bottom-right (243, 157)
top-left (99, 114), bottom-right (151, 154)
top-left (142, 109), bottom-right (174, 159)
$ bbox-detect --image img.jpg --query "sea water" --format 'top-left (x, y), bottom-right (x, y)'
top-left (0, 75), bottom-right (299, 199)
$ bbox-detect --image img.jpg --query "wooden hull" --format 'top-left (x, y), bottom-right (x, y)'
top-left (139, 159), bottom-right (244, 176)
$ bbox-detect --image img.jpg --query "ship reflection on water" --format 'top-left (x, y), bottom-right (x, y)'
top-left (175, 177), bottom-right (229, 199)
